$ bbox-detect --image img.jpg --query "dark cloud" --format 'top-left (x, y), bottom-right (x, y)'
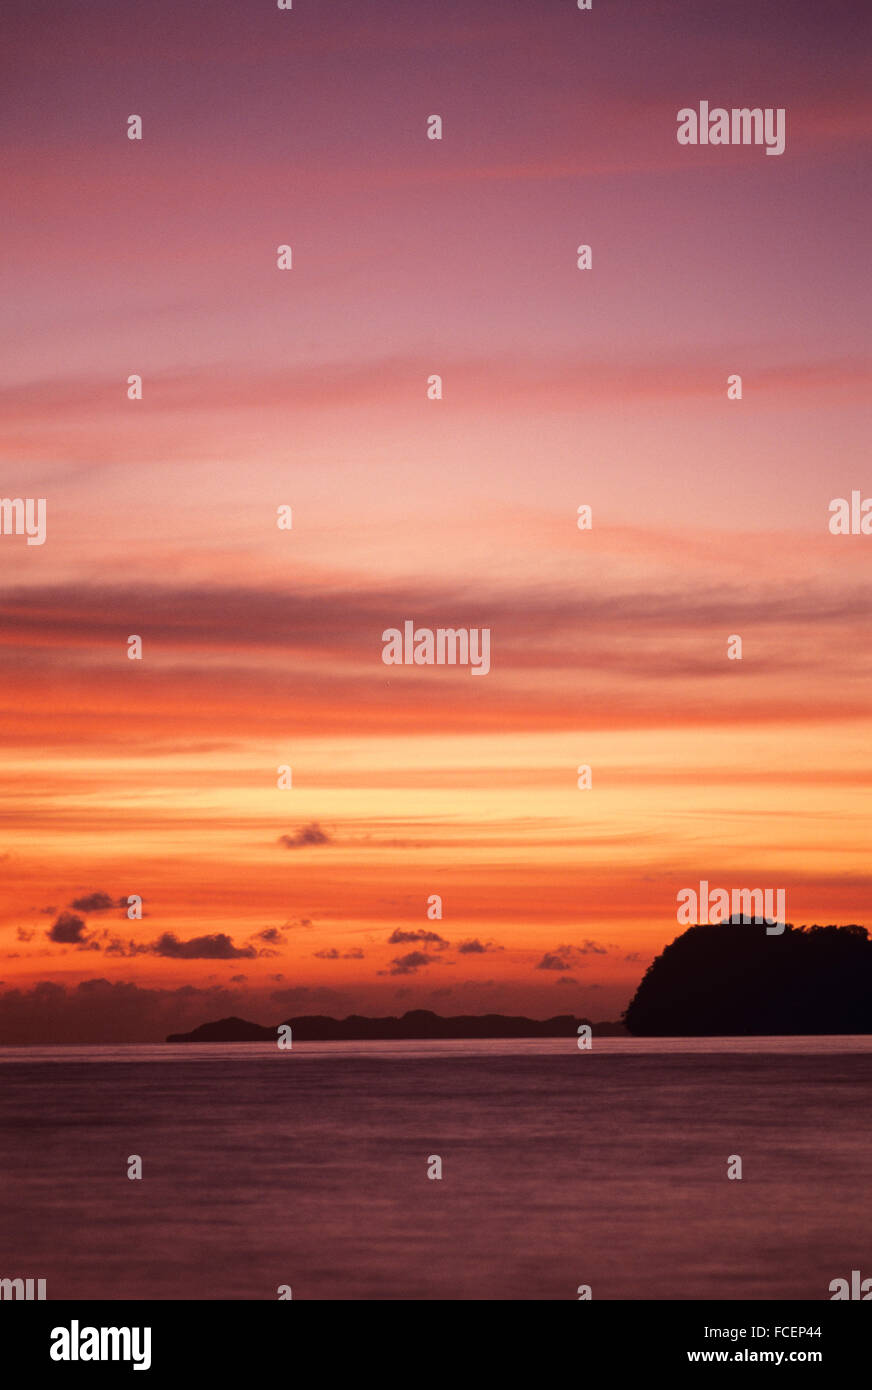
top-left (151, 932), bottom-right (256, 960)
top-left (387, 928), bottom-right (448, 948)
top-left (385, 951), bottom-right (437, 976)
top-left (277, 823), bottom-right (331, 849)
top-left (69, 891), bottom-right (116, 912)
top-left (536, 951), bottom-right (572, 972)
top-left (16, 927), bottom-right (34, 942)
top-left (229, 974), bottom-right (247, 983)
top-left (315, 946), bottom-right (365, 960)
top-left (458, 938), bottom-right (503, 954)
top-left (556, 975), bottom-right (579, 985)
top-left (537, 941), bottom-right (608, 971)
top-left (47, 911), bottom-right (88, 944)
top-left (102, 935), bottom-right (150, 957)
top-left (256, 927), bottom-right (285, 945)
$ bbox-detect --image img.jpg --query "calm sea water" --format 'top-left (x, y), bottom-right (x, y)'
top-left (1, 1037), bottom-right (870, 1300)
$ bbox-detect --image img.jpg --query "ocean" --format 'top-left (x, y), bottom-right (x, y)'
top-left (1, 1038), bottom-right (870, 1300)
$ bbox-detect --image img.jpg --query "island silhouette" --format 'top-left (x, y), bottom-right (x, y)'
top-left (165, 921), bottom-right (872, 1041)
top-left (166, 1010), bottom-right (628, 1042)
top-left (624, 919), bottom-right (872, 1034)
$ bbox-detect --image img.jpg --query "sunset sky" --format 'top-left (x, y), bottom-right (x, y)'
top-left (1, 0), bottom-right (870, 1040)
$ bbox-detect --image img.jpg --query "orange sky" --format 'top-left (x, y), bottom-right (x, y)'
top-left (1, 0), bottom-right (870, 1039)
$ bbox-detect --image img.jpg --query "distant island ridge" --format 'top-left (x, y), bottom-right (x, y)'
top-left (166, 1011), bottom-right (629, 1042)
top-left (167, 920), bottom-right (872, 1041)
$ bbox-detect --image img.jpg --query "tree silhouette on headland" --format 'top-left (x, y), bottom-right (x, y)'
top-left (624, 919), bottom-right (872, 1035)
